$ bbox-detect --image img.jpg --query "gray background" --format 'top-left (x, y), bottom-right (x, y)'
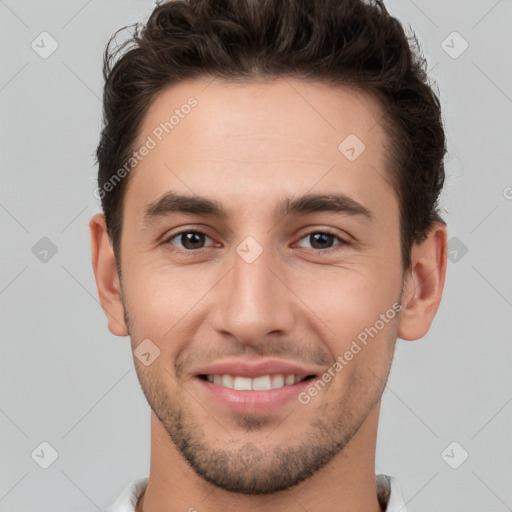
top-left (1, 0), bottom-right (511, 510)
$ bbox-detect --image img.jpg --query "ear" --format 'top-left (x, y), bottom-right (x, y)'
top-left (398, 222), bottom-right (448, 341)
top-left (89, 213), bottom-right (129, 337)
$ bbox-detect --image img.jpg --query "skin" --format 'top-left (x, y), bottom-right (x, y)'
top-left (90, 77), bottom-right (447, 512)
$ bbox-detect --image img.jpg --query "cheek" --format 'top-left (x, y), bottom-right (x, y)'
top-left (290, 262), bottom-right (402, 354)
top-left (121, 257), bottom-right (216, 339)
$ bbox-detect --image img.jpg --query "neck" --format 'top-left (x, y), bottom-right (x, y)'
top-left (138, 404), bottom-right (383, 512)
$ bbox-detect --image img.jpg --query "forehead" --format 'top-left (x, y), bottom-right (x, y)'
top-left (137, 77), bottom-right (386, 158)
top-left (124, 77), bottom-right (394, 221)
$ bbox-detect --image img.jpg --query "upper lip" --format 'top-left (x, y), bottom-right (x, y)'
top-left (194, 358), bottom-right (319, 379)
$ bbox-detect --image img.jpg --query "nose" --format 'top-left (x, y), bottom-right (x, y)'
top-left (211, 241), bottom-right (296, 346)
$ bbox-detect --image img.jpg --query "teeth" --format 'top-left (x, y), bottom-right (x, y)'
top-left (221, 375), bottom-right (234, 388)
top-left (271, 374), bottom-right (284, 388)
top-left (205, 373), bottom-right (305, 390)
top-left (233, 376), bottom-right (252, 391)
top-left (252, 375), bottom-right (272, 390)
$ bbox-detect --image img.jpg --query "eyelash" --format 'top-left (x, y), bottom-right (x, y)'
top-left (164, 229), bottom-right (349, 255)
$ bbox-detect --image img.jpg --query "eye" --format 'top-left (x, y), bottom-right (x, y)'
top-left (295, 231), bottom-right (347, 251)
top-left (165, 230), bottom-right (216, 251)
top-left (164, 229), bottom-right (348, 254)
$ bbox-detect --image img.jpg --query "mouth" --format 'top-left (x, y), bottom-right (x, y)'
top-left (192, 360), bottom-right (320, 414)
top-left (198, 373), bottom-right (316, 391)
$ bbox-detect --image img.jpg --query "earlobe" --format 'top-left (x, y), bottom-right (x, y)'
top-left (398, 222), bottom-right (448, 341)
top-left (89, 213), bottom-right (129, 337)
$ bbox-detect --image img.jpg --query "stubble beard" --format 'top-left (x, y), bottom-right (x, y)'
top-left (134, 361), bottom-right (385, 495)
top-left (122, 292), bottom-right (397, 495)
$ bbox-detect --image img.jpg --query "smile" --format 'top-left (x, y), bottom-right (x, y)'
top-left (199, 374), bottom-right (314, 391)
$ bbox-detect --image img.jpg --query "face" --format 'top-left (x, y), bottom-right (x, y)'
top-left (117, 78), bottom-right (405, 493)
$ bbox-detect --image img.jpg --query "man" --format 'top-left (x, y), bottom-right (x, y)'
top-left (90, 0), bottom-right (447, 510)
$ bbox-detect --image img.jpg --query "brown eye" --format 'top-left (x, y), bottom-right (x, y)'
top-left (309, 233), bottom-right (335, 249)
top-left (296, 231), bottom-right (346, 251)
top-left (166, 231), bottom-right (213, 251)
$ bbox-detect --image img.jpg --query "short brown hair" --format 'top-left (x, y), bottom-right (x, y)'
top-left (96, 0), bottom-right (446, 270)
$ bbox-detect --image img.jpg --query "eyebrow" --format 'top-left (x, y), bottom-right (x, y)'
top-left (143, 191), bottom-right (373, 226)
top-left (278, 193), bottom-right (372, 220)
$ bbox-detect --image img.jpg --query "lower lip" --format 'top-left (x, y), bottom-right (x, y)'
top-left (195, 377), bottom-right (314, 414)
